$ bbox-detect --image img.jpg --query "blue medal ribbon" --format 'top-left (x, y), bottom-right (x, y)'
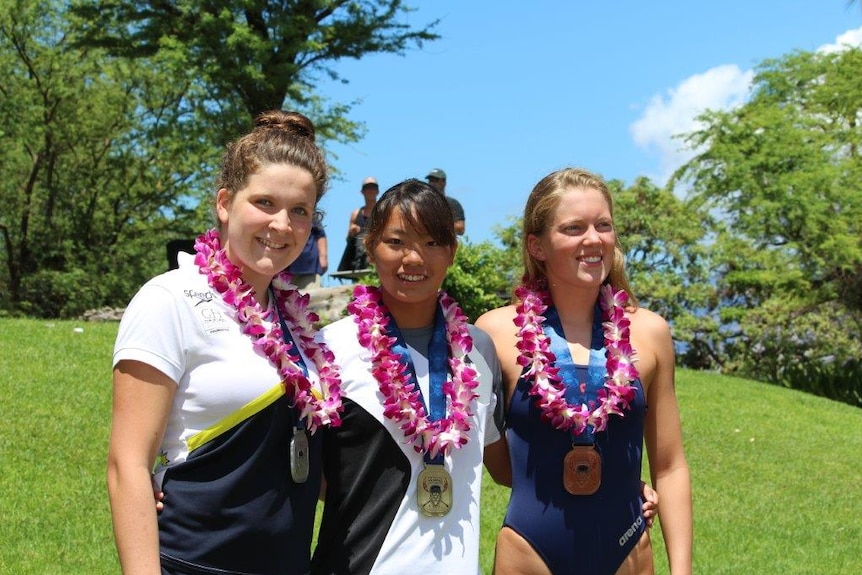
top-left (543, 303), bottom-right (605, 445)
top-left (386, 303), bottom-right (449, 466)
top-left (273, 288), bottom-right (308, 430)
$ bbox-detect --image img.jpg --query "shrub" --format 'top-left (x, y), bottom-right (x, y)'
top-left (18, 269), bottom-right (103, 319)
top-left (443, 241), bottom-right (515, 322)
top-left (780, 358), bottom-right (862, 408)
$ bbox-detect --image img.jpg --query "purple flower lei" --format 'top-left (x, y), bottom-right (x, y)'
top-left (194, 229), bottom-right (343, 432)
top-left (347, 285), bottom-right (479, 459)
top-left (514, 283), bottom-right (640, 435)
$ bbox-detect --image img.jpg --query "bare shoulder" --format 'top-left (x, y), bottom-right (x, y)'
top-left (627, 306), bottom-right (671, 339)
top-left (476, 304), bottom-right (522, 399)
top-left (475, 304), bottom-right (517, 336)
top-left (475, 304), bottom-right (519, 365)
top-left (627, 306), bottom-right (675, 391)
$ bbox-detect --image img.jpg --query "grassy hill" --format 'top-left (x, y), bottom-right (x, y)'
top-left (1, 318), bottom-right (860, 574)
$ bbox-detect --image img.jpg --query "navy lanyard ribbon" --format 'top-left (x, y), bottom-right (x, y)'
top-left (543, 303), bottom-right (605, 445)
top-left (386, 304), bottom-right (448, 465)
top-left (274, 288), bottom-right (308, 429)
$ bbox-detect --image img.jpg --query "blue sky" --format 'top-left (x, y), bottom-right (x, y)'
top-left (314, 1), bottom-right (862, 286)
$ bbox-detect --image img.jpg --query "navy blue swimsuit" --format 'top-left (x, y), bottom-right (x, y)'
top-left (503, 307), bottom-right (647, 575)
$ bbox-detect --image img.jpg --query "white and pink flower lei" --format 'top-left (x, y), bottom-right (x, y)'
top-left (514, 283), bottom-right (639, 435)
top-left (348, 285), bottom-right (479, 459)
top-left (194, 229), bottom-right (343, 432)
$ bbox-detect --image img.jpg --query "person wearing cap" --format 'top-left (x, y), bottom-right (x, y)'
top-left (337, 176), bottom-right (379, 273)
top-left (426, 168), bottom-right (465, 235)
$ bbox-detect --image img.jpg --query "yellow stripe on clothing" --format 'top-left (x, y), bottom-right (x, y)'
top-left (187, 383), bottom-right (285, 453)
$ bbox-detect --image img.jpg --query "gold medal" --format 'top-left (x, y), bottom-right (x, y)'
top-left (417, 464), bottom-right (452, 517)
top-left (290, 427), bottom-right (310, 484)
top-left (563, 445), bottom-right (601, 495)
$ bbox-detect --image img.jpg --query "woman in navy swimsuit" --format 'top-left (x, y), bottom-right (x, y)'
top-left (477, 168), bottom-right (692, 575)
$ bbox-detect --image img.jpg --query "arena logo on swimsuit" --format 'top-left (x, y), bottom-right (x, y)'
top-left (618, 515), bottom-right (644, 547)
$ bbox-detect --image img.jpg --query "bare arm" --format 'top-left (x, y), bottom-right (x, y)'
top-left (483, 435), bottom-right (512, 487)
top-left (317, 235), bottom-right (328, 274)
top-left (639, 311), bottom-right (693, 575)
top-left (347, 209), bottom-right (361, 238)
top-left (475, 306), bottom-right (519, 407)
top-left (107, 360), bottom-right (175, 575)
top-left (476, 307), bottom-right (519, 487)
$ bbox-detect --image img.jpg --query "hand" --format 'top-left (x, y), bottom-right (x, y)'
top-left (641, 480), bottom-right (658, 527)
top-left (153, 476), bottom-right (164, 513)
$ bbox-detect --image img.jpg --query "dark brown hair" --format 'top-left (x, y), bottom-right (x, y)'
top-left (214, 110), bottom-right (328, 207)
top-left (363, 179), bottom-right (457, 252)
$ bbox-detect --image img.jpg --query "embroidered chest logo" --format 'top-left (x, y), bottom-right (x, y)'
top-left (184, 289), bottom-right (214, 306)
top-left (185, 288), bottom-right (228, 333)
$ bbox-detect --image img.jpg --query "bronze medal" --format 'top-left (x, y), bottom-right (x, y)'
top-left (417, 464), bottom-right (453, 517)
top-left (563, 445), bottom-right (601, 495)
top-left (290, 427), bottom-right (310, 484)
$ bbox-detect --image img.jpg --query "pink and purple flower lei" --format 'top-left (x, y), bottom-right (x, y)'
top-left (194, 229), bottom-right (343, 432)
top-left (347, 285), bottom-right (479, 459)
top-left (514, 283), bottom-right (639, 435)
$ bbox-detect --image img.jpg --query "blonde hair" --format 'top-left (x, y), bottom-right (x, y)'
top-left (521, 167), bottom-right (637, 307)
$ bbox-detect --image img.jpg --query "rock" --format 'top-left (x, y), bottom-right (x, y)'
top-left (305, 285), bottom-right (354, 327)
top-left (83, 306), bottom-right (126, 322)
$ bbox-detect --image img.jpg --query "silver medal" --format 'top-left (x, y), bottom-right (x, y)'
top-left (290, 427), bottom-right (310, 483)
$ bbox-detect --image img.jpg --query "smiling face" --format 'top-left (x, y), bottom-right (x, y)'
top-left (527, 186), bottom-right (616, 291)
top-left (216, 163), bottom-right (317, 298)
top-left (369, 206), bottom-right (456, 328)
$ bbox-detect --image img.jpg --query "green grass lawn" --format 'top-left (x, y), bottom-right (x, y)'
top-left (2, 318), bottom-right (861, 574)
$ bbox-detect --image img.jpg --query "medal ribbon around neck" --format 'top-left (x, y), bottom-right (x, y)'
top-left (194, 229), bottom-right (343, 432)
top-left (347, 285), bottom-right (479, 459)
top-left (543, 304), bottom-right (608, 444)
top-left (514, 283), bottom-right (640, 436)
top-left (273, 303), bottom-right (312, 427)
top-left (274, 308), bottom-right (313, 483)
top-left (391, 304), bottom-right (448, 465)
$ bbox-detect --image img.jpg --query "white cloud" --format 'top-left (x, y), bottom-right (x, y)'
top-left (630, 25), bottom-right (862, 186)
top-left (630, 65), bottom-right (753, 185)
top-left (818, 25), bottom-right (862, 53)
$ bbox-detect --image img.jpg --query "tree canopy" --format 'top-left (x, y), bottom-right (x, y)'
top-left (672, 46), bottom-right (862, 381)
top-left (1, 0), bottom-right (438, 316)
top-left (70, 0), bottom-right (439, 129)
top-left (1, 0), bottom-right (222, 316)
top-left (1, 1), bottom-right (860, 405)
